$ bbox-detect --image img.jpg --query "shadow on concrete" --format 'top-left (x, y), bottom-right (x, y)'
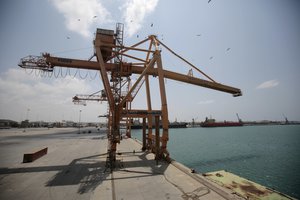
top-left (45, 150), bottom-right (170, 194)
top-left (112, 150), bottom-right (169, 180)
top-left (46, 153), bottom-right (109, 194)
top-left (0, 150), bottom-right (170, 195)
top-left (0, 166), bottom-right (66, 174)
top-left (0, 153), bottom-right (109, 195)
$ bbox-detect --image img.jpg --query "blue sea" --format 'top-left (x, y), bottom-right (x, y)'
top-left (131, 125), bottom-right (300, 199)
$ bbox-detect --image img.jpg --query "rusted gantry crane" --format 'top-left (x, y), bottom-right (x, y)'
top-left (72, 90), bottom-right (107, 106)
top-left (19, 23), bottom-right (241, 169)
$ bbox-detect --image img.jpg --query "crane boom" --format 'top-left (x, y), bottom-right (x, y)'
top-left (19, 54), bottom-right (241, 96)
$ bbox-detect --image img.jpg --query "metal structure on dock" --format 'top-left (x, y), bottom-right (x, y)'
top-left (72, 90), bottom-right (107, 106)
top-left (19, 23), bottom-right (242, 169)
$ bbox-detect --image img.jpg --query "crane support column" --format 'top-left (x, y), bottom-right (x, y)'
top-left (94, 29), bottom-right (119, 166)
top-left (145, 75), bottom-right (153, 149)
top-left (156, 53), bottom-right (170, 160)
top-left (145, 39), bottom-right (154, 151)
top-left (142, 117), bottom-right (146, 151)
top-left (155, 115), bottom-right (160, 164)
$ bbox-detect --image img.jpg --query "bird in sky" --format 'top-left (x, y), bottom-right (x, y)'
top-left (66, 36), bottom-right (70, 39)
top-left (209, 56), bottom-right (213, 60)
top-left (151, 23), bottom-right (153, 27)
top-left (196, 34), bottom-right (201, 36)
top-left (78, 19), bottom-right (80, 21)
top-left (93, 16), bottom-right (97, 18)
top-left (226, 48), bottom-right (231, 51)
top-left (208, 0), bottom-right (212, 3)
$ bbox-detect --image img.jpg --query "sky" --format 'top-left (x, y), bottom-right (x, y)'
top-left (0, 0), bottom-right (299, 123)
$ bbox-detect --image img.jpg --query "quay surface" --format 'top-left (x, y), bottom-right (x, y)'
top-left (0, 127), bottom-right (245, 200)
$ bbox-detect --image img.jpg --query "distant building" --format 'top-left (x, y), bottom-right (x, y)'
top-left (20, 120), bottom-right (30, 128)
top-left (0, 119), bottom-right (19, 129)
top-left (30, 121), bottom-right (49, 127)
top-left (61, 120), bottom-right (75, 127)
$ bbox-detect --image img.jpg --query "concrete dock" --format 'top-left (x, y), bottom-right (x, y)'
top-left (0, 127), bottom-right (246, 200)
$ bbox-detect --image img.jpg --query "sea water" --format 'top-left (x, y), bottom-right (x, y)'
top-left (131, 125), bottom-right (300, 199)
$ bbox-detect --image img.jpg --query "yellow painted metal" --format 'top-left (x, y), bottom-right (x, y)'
top-left (94, 33), bottom-right (115, 112)
top-left (119, 54), bottom-right (157, 107)
top-left (145, 39), bottom-right (154, 150)
top-left (156, 54), bottom-right (170, 159)
top-left (43, 55), bottom-right (241, 96)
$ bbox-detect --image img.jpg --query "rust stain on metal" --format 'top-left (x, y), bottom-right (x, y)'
top-left (230, 180), bottom-right (271, 198)
top-left (203, 170), bottom-right (294, 200)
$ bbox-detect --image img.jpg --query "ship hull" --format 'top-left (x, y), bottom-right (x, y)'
top-left (131, 123), bottom-right (187, 129)
top-left (200, 122), bottom-right (243, 127)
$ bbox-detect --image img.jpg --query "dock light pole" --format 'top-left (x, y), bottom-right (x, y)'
top-left (78, 110), bottom-right (82, 134)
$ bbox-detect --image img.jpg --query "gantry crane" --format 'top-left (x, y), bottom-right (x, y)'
top-left (72, 90), bottom-right (107, 105)
top-left (19, 23), bottom-right (242, 169)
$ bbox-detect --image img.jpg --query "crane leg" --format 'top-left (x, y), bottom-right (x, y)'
top-left (156, 54), bottom-right (170, 161)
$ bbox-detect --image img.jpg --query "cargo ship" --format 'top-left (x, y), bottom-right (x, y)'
top-left (200, 114), bottom-right (243, 127)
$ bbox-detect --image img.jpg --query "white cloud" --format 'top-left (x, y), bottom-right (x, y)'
top-left (197, 100), bottom-right (215, 105)
top-left (0, 68), bottom-right (103, 122)
top-left (256, 80), bottom-right (279, 89)
top-left (50, 0), bottom-right (159, 38)
top-left (50, 0), bottom-right (112, 38)
top-left (121, 0), bottom-right (159, 37)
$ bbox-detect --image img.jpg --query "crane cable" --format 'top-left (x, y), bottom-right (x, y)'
top-left (79, 69), bottom-right (88, 79)
top-left (47, 70), bottom-right (53, 78)
top-left (24, 68), bottom-right (34, 75)
top-left (156, 38), bottom-right (216, 83)
top-left (88, 70), bottom-right (98, 81)
top-left (60, 68), bottom-right (68, 78)
top-left (54, 67), bottom-right (60, 78)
